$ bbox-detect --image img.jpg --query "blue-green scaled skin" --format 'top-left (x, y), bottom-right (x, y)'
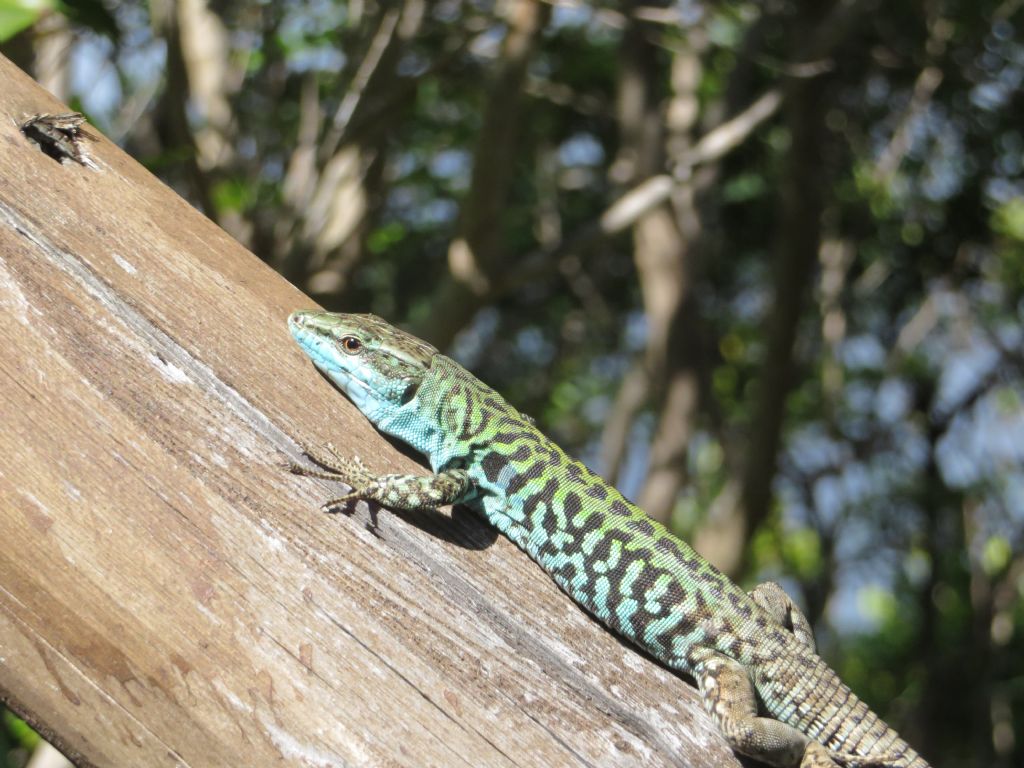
top-left (287, 311), bottom-right (929, 768)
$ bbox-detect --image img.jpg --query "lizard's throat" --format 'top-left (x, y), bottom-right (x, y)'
top-left (328, 372), bottom-right (389, 422)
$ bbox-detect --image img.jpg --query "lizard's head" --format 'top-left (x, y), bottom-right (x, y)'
top-left (288, 310), bottom-right (438, 421)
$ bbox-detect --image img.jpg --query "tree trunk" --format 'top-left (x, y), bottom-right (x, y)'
top-left (0, 55), bottom-right (737, 768)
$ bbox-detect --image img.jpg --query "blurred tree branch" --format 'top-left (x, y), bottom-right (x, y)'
top-left (494, 0), bottom-right (864, 303)
top-left (873, 4), bottom-right (952, 183)
top-left (274, 0), bottom-right (427, 295)
top-left (419, 0), bottom-right (552, 346)
top-left (506, 86), bottom-right (784, 297)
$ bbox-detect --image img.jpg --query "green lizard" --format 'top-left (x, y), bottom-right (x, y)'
top-left (287, 310), bottom-right (929, 768)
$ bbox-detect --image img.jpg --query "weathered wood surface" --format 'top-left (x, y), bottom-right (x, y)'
top-left (0, 55), bottom-right (739, 768)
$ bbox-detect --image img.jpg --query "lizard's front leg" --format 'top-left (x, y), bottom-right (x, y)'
top-left (289, 443), bottom-right (474, 511)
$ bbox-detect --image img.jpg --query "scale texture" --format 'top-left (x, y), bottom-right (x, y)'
top-left (288, 310), bottom-right (930, 768)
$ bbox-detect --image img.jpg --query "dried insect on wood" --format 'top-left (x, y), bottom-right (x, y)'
top-left (21, 112), bottom-right (98, 168)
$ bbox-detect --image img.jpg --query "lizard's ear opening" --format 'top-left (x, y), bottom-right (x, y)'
top-left (401, 380), bottom-right (420, 404)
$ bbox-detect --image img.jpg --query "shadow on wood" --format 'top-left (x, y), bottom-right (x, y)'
top-left (0, 54), bottom-right (737, 768)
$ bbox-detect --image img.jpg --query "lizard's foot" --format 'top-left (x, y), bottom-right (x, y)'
top-left (302, 442), bottom-right (358, 474)
top-left (320, 494), bottom-right (359, 513)
top-left (800, 742), bottom-right (839, 767)
top-left (819, 746), bottom-right (911, 767)
top-left (695, 654), bottom-right (811, 766)
top-left (290, 442), bottom-right (376, 486)
top-left (319, 483), bottom-right (381, 513)
top-left (284, 459), bottom-right (347, 482)
top-left (320, 492), bottom-right (384, 538)
top-left (694, 653), bottom-right (909, 768)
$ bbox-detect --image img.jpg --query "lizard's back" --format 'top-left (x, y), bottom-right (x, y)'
top-left (412, 355), bottom-right (928, 767)
top-left (417, 356), bottom-right (793, 666)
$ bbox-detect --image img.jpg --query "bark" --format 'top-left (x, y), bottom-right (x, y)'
top-left (600, 362), bottom-right (650, 485)
top-left (909, 374), bottom-right (998, 763)
top-left (873, 5), bottom-right (952, 184)
top-left (733, 69), bottom-right (828, 574)
top-left (176, 0), bottom-right (236, 173)
top-left (597, 3), bottom-right (670, 490)
top-left (598, 17), bottom-right (781, 516)
top-left (31, 12), bottom-right (72, 100)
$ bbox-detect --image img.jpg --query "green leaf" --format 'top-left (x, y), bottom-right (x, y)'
top-left (992, 197), bottom-right (1024, 242)
top-left (0, 0), bottom-right (53, 42)
top-left (982, 536), bottom-right (1011, 576)
top-left (2, 708), bottom-right (41, 751)
top-left (367, 222), bottom-right (407, 254)
top-left (857, 585), bottom-right (899, 626)
top-left (211, 178), bottom-right (253, 214)
top-left (781, 527), bottom-right (822, 580)
top-left (0, 0), bottom-right (118, 43)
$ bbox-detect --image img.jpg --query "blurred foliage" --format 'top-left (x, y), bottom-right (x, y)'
top-left (1, 707), bottom-right (40, 768)
top-left (0, 0), bottom-right (116, 42)
top-left (3, 1), bottom-right (1023, 766)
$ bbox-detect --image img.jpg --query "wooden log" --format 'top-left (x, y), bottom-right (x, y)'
top-left (0, 54), bottom-right (737, 767)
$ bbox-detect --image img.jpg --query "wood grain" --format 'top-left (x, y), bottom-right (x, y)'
top-left (0, 54), bottom-right (739, 768)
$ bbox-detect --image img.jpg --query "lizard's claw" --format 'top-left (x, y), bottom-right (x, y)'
top-left (321, 497), bottom-right (355, 514)
top-left (320, 486), bottom-right (375, 513)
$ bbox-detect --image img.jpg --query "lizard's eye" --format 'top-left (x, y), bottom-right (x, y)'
top-left (340, 336), bottom-right (363, 354)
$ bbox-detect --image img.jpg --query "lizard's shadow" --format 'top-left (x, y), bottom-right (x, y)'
top-left (378, 503), bottom-right (499, 551)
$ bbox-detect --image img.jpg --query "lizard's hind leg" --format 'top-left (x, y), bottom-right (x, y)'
top-left (695, 653), bottom-right (838, 768)
top-left (748, 582), bottom-right (816, 651)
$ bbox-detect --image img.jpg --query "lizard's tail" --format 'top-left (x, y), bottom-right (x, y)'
top-left (754, 646), bottom-right (930, 768)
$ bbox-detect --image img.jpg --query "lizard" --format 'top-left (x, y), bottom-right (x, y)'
top-left (286, 310), bottom-right (930, 768)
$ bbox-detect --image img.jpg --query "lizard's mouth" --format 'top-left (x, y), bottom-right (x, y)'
top-left (288, 313), bottom-right (342, 374)
top-left (315, 358), bottom-right (381, 417)
top-left (335, 370), bottom-right (373, 402)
